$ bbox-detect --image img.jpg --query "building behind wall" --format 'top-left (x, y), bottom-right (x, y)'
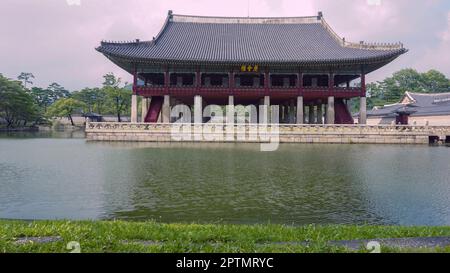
top-left (96, 11), bottom-right (407, 125)
top-left (366, 92), bottom-right (450, 126)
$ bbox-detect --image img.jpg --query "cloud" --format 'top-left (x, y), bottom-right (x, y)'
top-left (413, 11), bottom-right (450, 75)
top-left (0, 0), bottom-right (448, 90)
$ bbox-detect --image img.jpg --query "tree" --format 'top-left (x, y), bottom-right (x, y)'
top-left (17, 72), bottom-right (35, 89)
top-left (0, 74), bottom-right (40, 127)
top-left (72, 87), bottom-right (106, 114)
top-left (29, 87), bottom-right (53, 113)
top-left (47, 98), bottom-right (85, 126)
top-left (378, 69), bottom-right (424, 102)
top-left (28, 83), bottom-right (70, 114)
top-left (47, 82), bottom-right (70, 101)
top-left (102, 73), bottom-right (131, 122)
top-left (421, 70), bottom-right (450, 93)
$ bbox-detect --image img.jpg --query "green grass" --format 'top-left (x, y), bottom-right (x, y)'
top-left (1, 220), bottom-right (450, 253)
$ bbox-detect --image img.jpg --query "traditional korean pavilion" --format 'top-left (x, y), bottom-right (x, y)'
top-left (97, 11), bottom-right (407, 124)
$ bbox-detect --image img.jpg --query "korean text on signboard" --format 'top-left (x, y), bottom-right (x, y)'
top-left (240, 65), bottom-right (259, 73)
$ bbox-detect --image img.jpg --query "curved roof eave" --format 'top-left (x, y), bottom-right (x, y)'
top-left (99, 49), bottom-right (405, 72)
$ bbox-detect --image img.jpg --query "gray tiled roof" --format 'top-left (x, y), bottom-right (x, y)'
top-left (97, 12), bottom-right (407, 66)
top-left (407, 92), bottom-right (450, 107)
top-left (368, 92), bottom-right (450, 117)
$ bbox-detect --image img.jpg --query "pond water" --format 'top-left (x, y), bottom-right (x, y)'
top-left (1, 131), bottom-right (449, 226)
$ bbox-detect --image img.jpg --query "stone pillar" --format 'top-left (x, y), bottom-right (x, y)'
top-left (141, 97), bottom-right (150, 122)
top-left (263, 96), bottom-right (270, 124)
top-left (227, 96), bottom-right (234, 125)
top-left (308, 104), bottom-right (315, 124)
top-left (194, 95), bottom-right (203, 124)
top-left (296, 96), bottom-right (304, 124)
top-left (327, 96), bottom-right (335, 124)
top-left (359, 96), bottom-right (367, 125)
top-left (162, 95), bottom-right (170, 123)
top-left (131, 94), bottom-right (138, 123)
top-left (317, 103), bottom-right (323, 124)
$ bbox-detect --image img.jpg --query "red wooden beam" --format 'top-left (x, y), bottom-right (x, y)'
top-left (135, 86), bottom-right (361, 100)
top-left (196, 69), bottom-right (201, 93)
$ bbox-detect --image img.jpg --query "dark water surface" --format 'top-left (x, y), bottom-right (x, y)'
top-left (1, 131), bottom-right (449, 226)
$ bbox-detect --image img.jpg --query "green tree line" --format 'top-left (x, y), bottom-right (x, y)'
top-left (1, 69), bottom-right (449, 128)
top-left (0, 72), bottom-right (131, 128)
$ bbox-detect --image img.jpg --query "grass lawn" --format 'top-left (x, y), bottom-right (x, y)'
top-left (1, 220), bottom-right (450, 253)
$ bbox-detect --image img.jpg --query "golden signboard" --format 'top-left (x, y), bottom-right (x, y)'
top-left (240, 65), bottom-right (259, 73)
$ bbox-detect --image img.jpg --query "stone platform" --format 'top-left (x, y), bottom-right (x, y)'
top-left (86, 122), bottom-right (450, 145)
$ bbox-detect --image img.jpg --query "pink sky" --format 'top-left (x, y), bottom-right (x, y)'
top-left (0, 0), bottom-right (448, 90)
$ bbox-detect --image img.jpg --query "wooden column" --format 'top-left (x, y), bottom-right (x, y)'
top-left (329, 72), bottom-right (334, 93)
top-left (298, 72), bottom-right (303, 95)
top-left (164, 68), bottom-right (170, 94)
top-left (196, 70), bottom-right (201, 92)
top-left (132, 67), bottom-right (138, 96)
top-left (264, 70), bottom-right (270, 96)
top-left (229, 71), bottom-right (235, 95)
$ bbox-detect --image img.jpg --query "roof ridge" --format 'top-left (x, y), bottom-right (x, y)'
top-left (170, 12), bottom-right (321, 24)
top-left (408, 91), bottom-right (450, 96)
top-left (100, 40), bottom-right (152, 46)
top-left (170, 11), bottom-right (405, 51)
